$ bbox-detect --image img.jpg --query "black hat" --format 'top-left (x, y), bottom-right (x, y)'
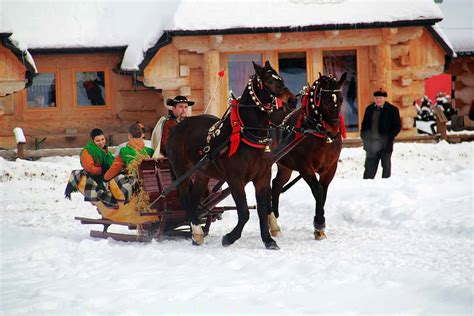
top-left (166, 95), bottom-right (195, 106)
top-left (373, 89), bottom-right (387, 97)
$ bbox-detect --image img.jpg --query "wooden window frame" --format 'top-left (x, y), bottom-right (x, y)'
top-left (24, 69), bottom-right (61, 112)
top-left (72, 68), bottom-right (111, 110)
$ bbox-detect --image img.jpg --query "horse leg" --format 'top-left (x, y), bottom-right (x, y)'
top-left (314, 166), bottom-right (337, 239)
top-left (188, 174), bottom-right (211, 244)
top-left (254, 170), bottom-right (279, 250)
top-left (222, 180), bottom-right (250, 247)
top-left (175, 178), bottom-right (205, 245)
top-left (269, 165), bottom-right (292, 237)
top-left (301, 171), bottom-right (327, 240)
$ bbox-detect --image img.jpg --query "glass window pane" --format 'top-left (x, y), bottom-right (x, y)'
top-left (323, 50), bottom-right (358, 132)
top-left (278, 51), bottom-right (307, 98)
top-left (76, 71), bottom-right (106, 106)
top-left (27, 73), bottom-right (56, 108)
top-left (228, 53), bottom-right (262, 97)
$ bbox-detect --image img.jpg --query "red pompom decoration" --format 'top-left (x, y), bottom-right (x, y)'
top-left (218, 71), bottom-right (225, 77)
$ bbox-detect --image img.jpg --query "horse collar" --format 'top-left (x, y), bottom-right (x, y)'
top-left (247, 76), bottom-right (278, 112)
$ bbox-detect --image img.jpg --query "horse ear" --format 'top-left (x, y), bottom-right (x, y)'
top-left (253, 61), bottom-right (262, 73)
top-left (338, 72), bottom-right (347, 85)
top-left (264, 60), bottom-right (271, 68)
top-left (318, 72), bottom-right (322, 79)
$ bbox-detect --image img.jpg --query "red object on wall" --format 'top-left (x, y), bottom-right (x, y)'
top-left (425, 74), bottom-right (452, 101)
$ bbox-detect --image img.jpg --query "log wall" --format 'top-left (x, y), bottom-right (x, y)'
top-left (142, 26), bottom-right (447, 137)
top-left (0, 44), bottom-right (27, 98)
top-left (0, 52), bottom-right (166, 149)
top-left (447, 56), bottom-right (474, 115)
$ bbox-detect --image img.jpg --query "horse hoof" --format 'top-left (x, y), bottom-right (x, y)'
top-left (222, 234), bottom-right (234, 247)
top-left (314, 230), bottom-right (327, 240)
top-left (191, 223), bottom-right (204, 246)
top-left (265, 241), bottom-right (280, 250)
top-left (192, 234), bottom-right (204, 246)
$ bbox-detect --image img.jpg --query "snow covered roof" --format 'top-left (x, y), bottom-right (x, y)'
top-left (0, 33), bottom-right (37, 74)
top-left (1, 0), bottom-right (448, 71)
top-left (437, 0), bottom-right (474, 54)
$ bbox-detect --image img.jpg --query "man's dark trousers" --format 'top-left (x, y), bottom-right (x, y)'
top-left (363, 149), bottom-right (392, 179)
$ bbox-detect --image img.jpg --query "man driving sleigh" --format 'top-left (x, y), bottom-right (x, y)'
top-left (151, 95), bottom-right (194, 158)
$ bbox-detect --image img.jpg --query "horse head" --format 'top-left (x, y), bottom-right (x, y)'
top-left (304, 72), bottom-right (346, 137)
top-left (250, 61), bottom-right (297, 112)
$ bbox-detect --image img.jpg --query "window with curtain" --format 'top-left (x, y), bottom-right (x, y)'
top-left (26, 73), bottom-right (57, 108)
top-left (227, 53), bottom-right (262, 97)
top-left (323, 50), bottom-right (358, 132)
top-left (278, 51), bottom-right (307, 98)
top-left (75, 71), bottom-right (107, 106)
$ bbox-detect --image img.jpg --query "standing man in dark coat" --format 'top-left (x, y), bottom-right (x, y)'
top-left (360, 89), bottom-right (401, 179)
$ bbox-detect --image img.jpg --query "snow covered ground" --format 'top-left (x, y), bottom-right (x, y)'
top-left (1, 142), bottom-right (472, 314)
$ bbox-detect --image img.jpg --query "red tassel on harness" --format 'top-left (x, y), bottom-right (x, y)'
top-left (228, 100), bottom-right (241, 157)
top-left (276, 98), bottom-right (283, 109)
top-left (339, 114), bottom-right (347, 139)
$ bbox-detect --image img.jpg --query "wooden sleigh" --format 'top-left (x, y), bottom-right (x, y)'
top-left (75, 158), bottom-right (236, 242)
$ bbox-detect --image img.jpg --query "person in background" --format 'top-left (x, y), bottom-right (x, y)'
top-left (104, 123), bottom-right (154, 181)
top-left (151, 95), bottom-right (194, 158)
top-left (360, 88), bottom-right (401, 179)
top-left (435, 92), bottom-right (456, 121)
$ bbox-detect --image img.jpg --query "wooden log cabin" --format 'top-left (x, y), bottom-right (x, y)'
top-left (0, 1), bottom-right (454, 149)
top-left (0, 44), bottom-right (166, 149)
top-left (141, 25), bottom-right (452, 139)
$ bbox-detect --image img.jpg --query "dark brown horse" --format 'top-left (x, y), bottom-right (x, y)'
top-left (166, 61), bottom-right (296, 249)
top-left (270, 73), bottom-right (347, 239)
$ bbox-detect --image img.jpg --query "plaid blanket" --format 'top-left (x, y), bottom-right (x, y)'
top-left (113, 173), bottom-right (135, 203)
top-left (65, 170), bottom-right (135, 208)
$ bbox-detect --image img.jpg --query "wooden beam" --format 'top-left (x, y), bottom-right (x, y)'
top-left (263, 51), bottom-right (278, 71)
top-left (179, 85), bottom-right (191, 96)
top-left (391, 44), bottom-right (409, 59)
top-left (179, 52), bottom-right (203, 69)
top-left (374, 43), bottom-right (392, 99)
top-left (267, 32), bottom-right (282, 40)
top-left (179, 65), bottom-right (190, 77)
top-left (310, 48), bottom-right (323, 83)
top-left (143, 77), bottom-right (189, 90)
top-left (324, 30), bottom-right (340, 38)
top-left (203, 50), bottom-right (220, 115)
top-left (0, 80), bottom-right (26, 97)
top-left (171, 27), bottom-right (425, 54)
top-left (399, 76), bottom-right (413, 87)
top-left (144, 44), bottom-right (179, 82)
top-left (209, 35), bottom-right (223, 49)
top-left (357, 47), bottom-right (371, 125)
